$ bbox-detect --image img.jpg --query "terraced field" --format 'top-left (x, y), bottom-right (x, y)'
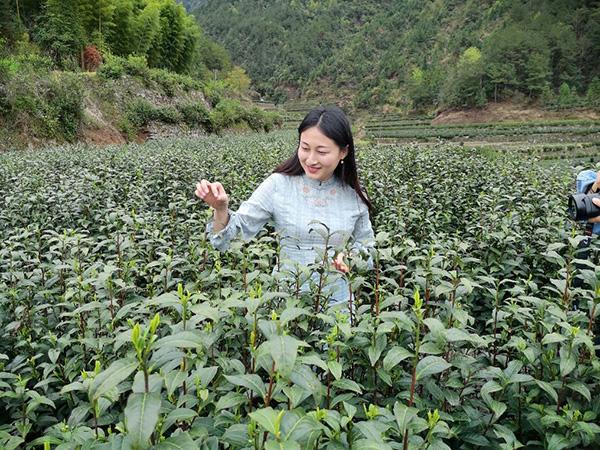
top-left (364, 113), bottom-right (600, 164)
top-left (252, 103), bottom-right (599, 164)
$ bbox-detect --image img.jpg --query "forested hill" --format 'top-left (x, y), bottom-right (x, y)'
top-left (178, 0), bottom-right (207, 11)
top-left (1, 0), bottom-right (231, 76)
top-left (0, 0), bottom-right (286, 150)
top-left (193, 0), bottom-right (600, 111)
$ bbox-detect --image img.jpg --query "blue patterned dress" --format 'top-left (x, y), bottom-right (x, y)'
top-left (206, 173), bottom-right (375, 305)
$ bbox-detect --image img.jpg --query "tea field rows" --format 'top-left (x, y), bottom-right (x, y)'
top-left (1, 132), bottom-right (599, 449)
top-left (363, 114), bottom-right (600, 164)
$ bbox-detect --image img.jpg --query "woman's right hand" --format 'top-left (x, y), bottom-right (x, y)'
top-left (195, 180), bottom-right (229, 211)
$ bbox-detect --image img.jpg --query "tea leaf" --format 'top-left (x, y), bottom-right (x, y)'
top-left (155, 331), bottom-right (204, 349)
top-left (383, 346), bottom-right (413, 372)
top-left (264, 335), bottom-right (300, 378)
top-left (89, 358), bottom-right (138, 401)
top-left (162, 408), bottom-right (197, 431)
top-left (249, 407), bottom-right (281, 435)
top-left (155, 432), bottom-right (197, 449)
top-left (124, 392), bottom-right (161, 447)
top-left (225, 374), bottom-right (267, 399)
top-left (415, 356), bottom-right (451, 381)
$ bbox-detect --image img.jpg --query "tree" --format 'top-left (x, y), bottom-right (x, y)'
top-left (486, 62), bottom-right (516, 102)
top-left (146, 0), bottom-right (193, 73)
top-left (35, 0), bottom-right (85, 68)
top-left (225, 66), bottom-right (250, 93)
top-left (16, 0), bottom-right (44, 28)
top-left (407, 66), bottom-right (441, 111)
top-left (558, 82), bottom-right (575, 108)
top-left (586, 77), bottom-right (600, 107)
top-left (0, 0), bottom-right (21, 44)
top-left (79, 0), bottom-right (117, 49)
top-left (441, 47), bottom-right (486, 108)
top-left (546, 21), bottom-right (580, 90)
top-left (482, 24), bottom-right (550, 101)
top-left (128, 1), bottom-right (161, 57)
top-left (524, 52), bottom-right (550, 98)
top-left (197, 34), bottom-right (231, 72)
top-left (105, 0), bottom-right (134, 56)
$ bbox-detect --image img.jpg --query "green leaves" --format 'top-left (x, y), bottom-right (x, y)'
top-left (163, 408), bottom-right (197, 430)
top-left (415, 356), bottom-right (451, 381)
top-left (124, 393), bottom-right (161, 447)
top-left (89, 358), bottom-right (138, 401)
top-left (560, 353), bottom-right (577, 377)
top-left (327, 361), bottom-right (342, 380)
top-left (249, 407), bottom-right (285, 437)
top-left (383, 346), bottom-right (413, 372)
top-left (24, 391), bottom-right (55, 415)
top-left (155, 432), bottom-right (197, 449)
top-left (154, 331), bottom-right (204, 349)
top-left (355, 421), bottom-right (393, 449)
top-left (262, 335), bottom-right (300, 378)
top-left (394, 403), bottom-right (428, 436)
top-left (566, 382), bottom-right (591, 403)
top-left (289, 365), bottom-right (323, 404)
top-left (535, 380), bottom-right (558, 403)
top-left (2, 130), bottom-right (600, 450)
top-left (542, 333), bottom-right (567, 345)
top-left (224, 374), bottom-right (267, 399)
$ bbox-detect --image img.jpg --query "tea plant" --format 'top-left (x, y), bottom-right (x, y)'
top-left (0, 132), bottom-right (599, 449)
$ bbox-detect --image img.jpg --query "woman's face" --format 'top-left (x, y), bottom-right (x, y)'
top-left (298, 126), bottom-right (347, 182)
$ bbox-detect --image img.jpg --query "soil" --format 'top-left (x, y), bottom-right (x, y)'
top-left (432, 102), bottom-right (600, 125)
top-left (81, 125), bottom-right (127, 146)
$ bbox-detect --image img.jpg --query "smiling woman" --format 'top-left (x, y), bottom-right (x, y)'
top-left (298, 126), bottom-right (345, 181)
top-left (195, 105), bottom-right (375, 307)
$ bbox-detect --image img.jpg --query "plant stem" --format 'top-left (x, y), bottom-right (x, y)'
top-left (264, 361), bottom-right (276, 407)
top-left (374, 256), bottom-right (380, 317)
top-left (588, 303), bottom-right (597, 335)
top-left (403, 313), bottom-right (422, 450)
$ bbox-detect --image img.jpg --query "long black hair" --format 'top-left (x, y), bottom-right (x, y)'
top-left (274, 105), bottom-right (373, 212)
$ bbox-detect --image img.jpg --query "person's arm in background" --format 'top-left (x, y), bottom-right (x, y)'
top-left (588, 172), bottom-right (600, 194)
top-left (587, 172), bottom-right (600, 224)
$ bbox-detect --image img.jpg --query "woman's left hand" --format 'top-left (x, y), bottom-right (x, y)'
top-left (333, 253), bottom-right (349, 273)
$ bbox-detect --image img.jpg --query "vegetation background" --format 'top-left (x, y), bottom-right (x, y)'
top-left (0, 0), bottom-right (281, 151)
top-left (192, 0), bottom-right (600, 111)
top-left (2, 1), bottom-right (600, 449)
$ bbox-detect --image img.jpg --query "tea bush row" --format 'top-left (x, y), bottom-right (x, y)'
top-left (97, 55), bottom-right (201, 96)
top-left (366, 124), bottom-right (600, 141)
top-left (0, 69), bottom-right (84, 142)
top-left (124, 99), bottom-right (283, 135)
top-left (364, 120), bottom-right (600, 134)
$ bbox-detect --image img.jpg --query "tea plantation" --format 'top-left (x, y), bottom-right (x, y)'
top-left (1, 132), bottom-right (599, 449)
top-left (364, 115), bottom-right (600, 164)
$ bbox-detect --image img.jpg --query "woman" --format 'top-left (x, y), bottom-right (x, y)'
top-left (195, 105), bottom-right (375, 306)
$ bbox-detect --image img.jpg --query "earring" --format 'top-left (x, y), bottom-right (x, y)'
top-left (340, 159), bottom-right (344, 165)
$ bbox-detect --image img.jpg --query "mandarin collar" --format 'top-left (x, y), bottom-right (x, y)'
top-left (301, 173), bottom-right (339, 189)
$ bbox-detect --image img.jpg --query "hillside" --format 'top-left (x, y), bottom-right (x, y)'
top-left (194, 0), bottom-right (600, 111)
top-left (0, 0), bottom-right (285, 150)
top-left (0, 57), bottom-right (283, 151)
top-left (177, 0), bottom-right (207, 11)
